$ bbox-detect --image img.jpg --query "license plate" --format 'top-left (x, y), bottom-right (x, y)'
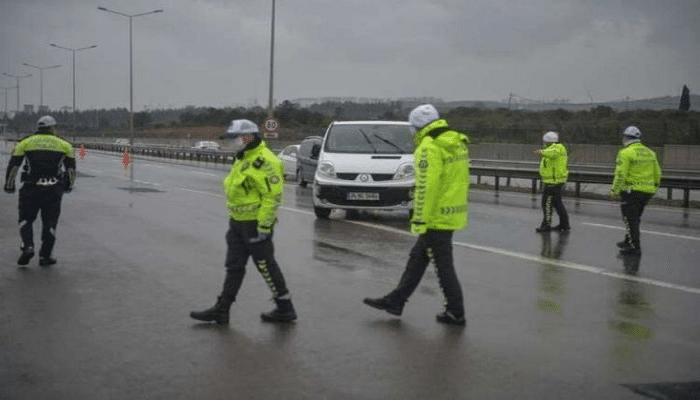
top-left (347, 192), bottom-right (379, 201)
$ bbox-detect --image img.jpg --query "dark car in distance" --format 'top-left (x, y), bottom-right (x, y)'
top-left (297, 136), bottom-right (322, 187)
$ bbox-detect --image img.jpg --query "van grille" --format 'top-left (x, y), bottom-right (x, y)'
top-left (335, 173), bottom-right (394, 181)
top-left (316, 185), bottom-right (412, 207)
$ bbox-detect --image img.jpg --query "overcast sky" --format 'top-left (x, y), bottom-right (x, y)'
top-left (1, 0), bottom-right (698, 112)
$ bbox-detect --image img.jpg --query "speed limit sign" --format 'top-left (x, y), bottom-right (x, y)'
top-left (264, 117), bottom-right (279, 131)
top-left (263, 117), bottom-right (279, 138)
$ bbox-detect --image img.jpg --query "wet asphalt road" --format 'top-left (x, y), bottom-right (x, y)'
top-left (1, 149), bottom-right (699, 399)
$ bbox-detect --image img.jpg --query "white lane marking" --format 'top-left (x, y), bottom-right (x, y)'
top-left (189, 171), bottom-right (219, 177)
top-left (452, 241), bottom-right (700, 295)
top-left (280, 206), bottom-right (314, 216)
top-left (335, 217), bottom-right (700, 295)
top-left (582, 222), bottom-right (700, 241)
top-left (178, 188), bottom-right (224, 197)
top-left (133, 180), bottom-right (160, 186)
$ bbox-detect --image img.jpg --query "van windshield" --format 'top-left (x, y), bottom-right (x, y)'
top-left (324, 124), bottom-right (415, 154)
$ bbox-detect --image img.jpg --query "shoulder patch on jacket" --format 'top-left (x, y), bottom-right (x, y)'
top-left (253, 157), bottom-right (265, 169)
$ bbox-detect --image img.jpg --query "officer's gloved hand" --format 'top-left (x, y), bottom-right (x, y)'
top-left (249, 230), bottom-right (271, 244)
top-left (3, 184), bottom-right (14, 194)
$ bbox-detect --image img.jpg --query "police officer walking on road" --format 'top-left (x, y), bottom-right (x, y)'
top-left (363, 104), bottom-right (470, 325)
top-left (3, 116), bottom-right (75, 266)
top-left (535, 131), bottom-right (570, 233)
top-left (611, 126), bottom-right (661, 256)
top-left (190, 119), bottom-right (297, 324)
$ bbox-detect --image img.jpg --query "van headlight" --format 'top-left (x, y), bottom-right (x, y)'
top-left (393, 163), bottom-right (414, 180)
top-left (317, 161), bottom-right (336, 179)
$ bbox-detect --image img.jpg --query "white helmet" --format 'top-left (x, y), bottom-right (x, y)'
top-left (542, 131), bottom-right (559, 143)
top-left (37, 115), bottom-right (57, 130)
top-left (226, 119), bottom-right (260, 135)
top-left (408, 104), bottom-right (439, 129)
top-left (226, 119), bottom-right (261, 153)
top-left (623, 126), bottom-right (641, 138)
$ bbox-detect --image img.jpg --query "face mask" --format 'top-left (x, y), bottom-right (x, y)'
top-left (231, 137), bottom-right (246, 153)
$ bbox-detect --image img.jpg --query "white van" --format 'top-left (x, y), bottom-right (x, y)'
top-left (313, 121), bottom-right (415, 219)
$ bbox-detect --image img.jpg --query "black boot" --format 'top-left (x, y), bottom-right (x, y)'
top-left (436, 311), bottom-right (466, 326)
top-left (363, 296), bottom-right (404, 316)
top-left (552, 225), bottom-right (570, 234)
top-left (535, 225), bottom-right (552, 233)
top-left (39, 256), bottom-right (57, 267)
top-left (18, 246), bottom-right (35, 266)
top-left (261, 298), bottom-right (297, 323)
top-left (190, 296), bottom-right (232, 324)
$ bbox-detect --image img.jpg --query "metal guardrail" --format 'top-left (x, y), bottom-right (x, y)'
top-left (77, 142), bottom-right (700, 208)
top-left (471, 160), bottom-right (700, 208)
top-left (81, 142), bottom-right (237, 164)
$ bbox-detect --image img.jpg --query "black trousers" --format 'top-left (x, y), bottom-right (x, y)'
top-left (388, 230), bottom-right (464, 316)
top-left (220, 219), bottom-right (290, 304)
top-left (620, 191), bottom-right (653, 249)
top-left (18, 183), bottom-right (64, 257)
top-left (540, 183), bottom-right (569, 228)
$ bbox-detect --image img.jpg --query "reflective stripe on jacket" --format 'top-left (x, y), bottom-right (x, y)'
top-left (611, 142), bottom-right (661, 195)
top-left (222, 142), bottom-right (284, 233)
top-left (538, 143), bottom-right (568, 184)
top-left (411, 119), bottom-right (470, 234)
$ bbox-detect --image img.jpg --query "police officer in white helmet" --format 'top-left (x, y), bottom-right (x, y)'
top-left (4, 116), bottom-right (76, 266)
top-left (534, 131), bottom-right (570, 233)
top-left (190, 119), bottom-right (297, 324)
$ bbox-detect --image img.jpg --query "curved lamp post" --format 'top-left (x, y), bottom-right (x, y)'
top-left (1, 72), bottom-right (32, 112)
top-left (22, 63), bottom-right (62, 111)
top-left (97, 6), bottom-right (163, 144)
top-left (49, 43), bottom-right (97, 133)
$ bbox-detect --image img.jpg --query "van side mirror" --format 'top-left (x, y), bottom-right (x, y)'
top-left (311, 144), bottom-right (320, 160)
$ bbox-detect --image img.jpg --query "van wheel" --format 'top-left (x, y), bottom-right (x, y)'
top-left (314, 206), bottom-right (331, 219)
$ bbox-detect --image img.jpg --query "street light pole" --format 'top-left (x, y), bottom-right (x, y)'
top-left (22, 63), bottom-right (62, 111)
top-left (1, 73), bottom-right (32, 112)
top-left (1, 87), bottom-right (13, 118)
top-left (49, 43), bottom-right (97, 130)
top-left (268, 0), bottom-right (275, 118)
top-left (98, 6), bottom-right (163, 184)
top-left (97, 7), bottom-right (163, 143)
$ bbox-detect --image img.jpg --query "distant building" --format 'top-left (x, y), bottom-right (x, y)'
top-left (39, 105), bottom-right (49, 114)
top-left (23, 104), bottom-right (34, 113)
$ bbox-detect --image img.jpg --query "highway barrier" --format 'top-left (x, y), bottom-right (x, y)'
top-left (73, 141), bottom-right (700, 208)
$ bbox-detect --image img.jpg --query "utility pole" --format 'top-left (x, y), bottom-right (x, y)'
top-left (268, 0), bottom-right (276, 118)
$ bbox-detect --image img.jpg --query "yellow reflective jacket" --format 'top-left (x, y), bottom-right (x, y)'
top-left (222, 142), bottom-right (284, 233)
top-left (611, 142), bottom-right (661, 196)
top-left (4, 133), bottom-right (75, 192)
top-left (411, 119), bottom-right (470, 234)
top-left (538, 142), bottom-right (568, 184)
